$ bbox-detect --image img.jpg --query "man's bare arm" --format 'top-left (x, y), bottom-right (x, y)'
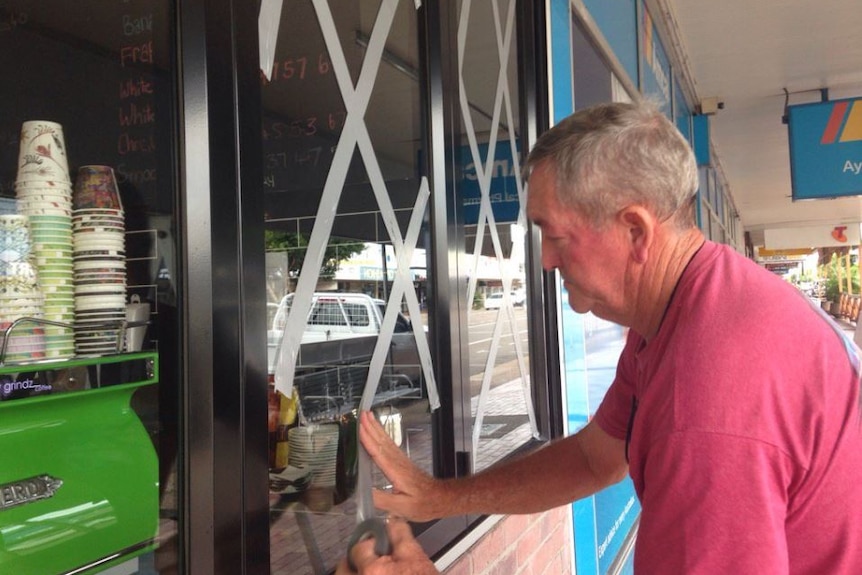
top-left (361, 411), bottom-right (628, 521)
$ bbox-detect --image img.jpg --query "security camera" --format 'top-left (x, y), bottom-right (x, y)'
top-left (700, 97), bottom-right (723, 115)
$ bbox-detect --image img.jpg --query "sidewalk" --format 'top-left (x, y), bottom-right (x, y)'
top-left (832, 315), bottom-right (858, 344)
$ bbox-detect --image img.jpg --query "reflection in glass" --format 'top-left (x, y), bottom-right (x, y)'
top-left (455, 0), bottom-right (536, 473)
top-left (260, 1), bottom-right (432, 572)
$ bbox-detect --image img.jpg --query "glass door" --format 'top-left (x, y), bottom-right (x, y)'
top-left (254, 0), bottom-right (544, 571)
top-left (259, 1), bottom-right (435, 572)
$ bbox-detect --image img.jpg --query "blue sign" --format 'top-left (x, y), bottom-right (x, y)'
top-left (788, 97), bottom-right (862, 200)
top-left (460, 142), bottom-right (522, 225)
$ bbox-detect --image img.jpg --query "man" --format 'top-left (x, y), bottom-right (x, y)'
top-left (341, 101), bottom-right (862, 573)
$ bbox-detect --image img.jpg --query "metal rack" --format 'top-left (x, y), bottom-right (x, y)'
top-left (0, 316), bottom-right (150, 367)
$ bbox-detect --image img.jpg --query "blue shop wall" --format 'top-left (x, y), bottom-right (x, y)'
top-left (561, 286), bottom-right (640, 574)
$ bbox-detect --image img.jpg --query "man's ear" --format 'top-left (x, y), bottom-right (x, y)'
top-left (617, 206), bottom-right (655, 264)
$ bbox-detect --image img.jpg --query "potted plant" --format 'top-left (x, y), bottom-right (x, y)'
top-left (823, 274), bottom-right (839, 314)
top-left (820, 254), bottom-right (841, 314)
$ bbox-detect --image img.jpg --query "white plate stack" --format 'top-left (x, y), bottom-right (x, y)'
top-left (72, 166), bottom-right (126, 357)
top-left (287, 424), bottom-right (339, 488)
top-left (14, 121), bottom-right (75, 360)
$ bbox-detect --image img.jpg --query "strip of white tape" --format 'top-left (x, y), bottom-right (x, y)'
top-left (258, 0), bottom-right (283, 81)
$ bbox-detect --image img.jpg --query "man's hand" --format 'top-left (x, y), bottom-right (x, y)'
top-left (359, 411), bottom-right (455, 521)
top-left (336, 517), bottom-right (438, 575)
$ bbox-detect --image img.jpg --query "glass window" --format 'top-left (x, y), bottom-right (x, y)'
top-left (0, 1), bottom-right (179, 573)
top-left (259, 1), bottom-right (539, 570)
top-left (453, 0), bottom-right (536, 473)
top-left (260, 1), bottom-right (434, 572)
top-left (701, 196), bottom-right (712, 237)
top-left (710, 213), bottom-right (721, 243)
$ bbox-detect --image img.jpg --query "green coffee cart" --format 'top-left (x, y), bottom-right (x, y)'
top-left (0, 352), bottom-right (159, 574)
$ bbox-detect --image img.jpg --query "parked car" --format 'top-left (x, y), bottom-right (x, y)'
top-left (483, 290), bottom-right (525, 310)
top-left (511, 290), bottom-right (526, 306)
top-left (267, 293), bottom-right (424, 413)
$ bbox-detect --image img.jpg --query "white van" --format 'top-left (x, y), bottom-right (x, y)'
top-left (267, 292), bottom-right (421, 384)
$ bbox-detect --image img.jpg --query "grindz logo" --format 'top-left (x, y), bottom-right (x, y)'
top-left (0, 376), bottom-right (53, 400)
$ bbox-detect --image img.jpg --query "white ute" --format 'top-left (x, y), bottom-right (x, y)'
top-left (267, 292), bottom-right (424, 419)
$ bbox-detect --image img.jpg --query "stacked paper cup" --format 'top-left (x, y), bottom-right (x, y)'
top-left (287, 424), bottom-right (339, 489)
top-left (0, 214), bottom-right (46, 363)
top-left (72, 166), bottom-right (127, 356)
top-left (15, 121), bottom-right (75, 360)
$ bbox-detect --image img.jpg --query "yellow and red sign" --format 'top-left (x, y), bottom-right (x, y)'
top-left (821, 100), bottom-right (862, 144)
top-left (787, 97), bottom-right (862, 200)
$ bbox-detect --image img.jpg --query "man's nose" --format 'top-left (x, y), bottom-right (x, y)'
top-left (540, 239), bottom-right (556, 271)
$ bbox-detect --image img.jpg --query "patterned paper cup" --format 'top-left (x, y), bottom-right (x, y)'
top-left (0, 215), bottom-right (32, 263)
top-left (74, 293), bottom-right (127, 311)
top-left (73, 166), bottom-right (123, 211)
top-left (0, 271), bottom-right (41, 294)
top-left (27, 214), bottom-right (71, 224)
top-left (73, 235), bottom-right (125, 248)
top-left (0, 334), bottom-right (46, 353)
top-left (0, 259), bottom-right (39, 281)
top-left (73, 262), bottom-right (126, 273)
top-left (18, 195), bottom-right (72, 207)
top-left (15, 184), bottom-right (72, 196)
top-left (0, 214), bottom-right (32, 239)
top-left (72, 208), bottom-right (124, 216)
top-left (14, 179), bottom-right (72, 192)
top-left (18, 205), bottom-right (73, 218)
top-left (17, 121), bottom-right (71, 183)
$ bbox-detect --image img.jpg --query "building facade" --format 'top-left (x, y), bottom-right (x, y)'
top-left (0, 1), bottom-right (740, 574)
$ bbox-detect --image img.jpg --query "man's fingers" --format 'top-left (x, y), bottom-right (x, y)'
top-left (373, 487), bottom-right (411, 518)
top-left (359, 410), bottom-right (392, 451)
top-left (385, 517), bottom-right (421, 550)
top-left (359, 410), bottom-right (437, 522)
top-left (348, 534), bottom-right (386, 572)
top-left (359, 411), bottom-right (413, 479)
top-left (334, 557), bottom-right (356, 575)
top-left (384, 519), bottom-right (439, 573)
top-left (340, 517), bottom-right (438, 575)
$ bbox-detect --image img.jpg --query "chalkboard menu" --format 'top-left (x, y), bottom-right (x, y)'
top-left (0, 0), bottom-right (175, 216)
top-left (260, 0), bottom-right (346, 221)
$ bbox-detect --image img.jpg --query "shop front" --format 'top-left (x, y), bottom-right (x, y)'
top-left (0, 1), bottom-right (565, 573)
